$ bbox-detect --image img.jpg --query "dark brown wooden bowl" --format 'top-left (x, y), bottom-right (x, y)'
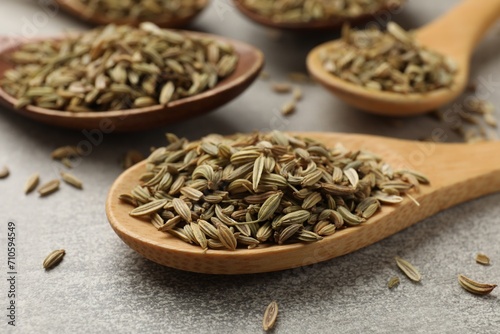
top-left (0, 33), bottom-right (264, 132)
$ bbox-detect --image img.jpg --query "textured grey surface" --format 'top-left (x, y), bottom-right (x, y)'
top-left (1, 0), bottom-right (500, 333)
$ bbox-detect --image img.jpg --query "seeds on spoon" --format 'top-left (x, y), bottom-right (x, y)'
top-left (1, 23), bottom-right (238, 112)
top-left (217, 224), bottom-right (238, 251)
top-left (320, 22), bottom-right (457, 94)
top-left (122, 131), bottom-right (429, 250)
top-left (172, 198), bottom-right (193, 223)
top-left (242, 0), bottom-right (403, 24)
top-left (75, 0), bottom-right (205, 22)
top-left (130, 199), bottom-right (169, 217)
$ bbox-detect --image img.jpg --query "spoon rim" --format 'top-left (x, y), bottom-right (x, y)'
top-left (55, 0), bottom-right (209, 28)
top-left (0, 31), bottom-right (264, 130)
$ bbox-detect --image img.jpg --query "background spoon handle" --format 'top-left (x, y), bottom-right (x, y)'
top-left (417, 0), bottom-right (500, 59)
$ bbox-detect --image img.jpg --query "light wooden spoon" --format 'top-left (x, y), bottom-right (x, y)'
top-left (55, 0), bottom-right (208, 28)
top-left (307, 0), bottom-right (500, 116)
top-left (233, 0), bottom-right (403, 31)
top-left (106, 132), bottom-right (500, 274)
top-left (0, 32), bottom-right (263, 132)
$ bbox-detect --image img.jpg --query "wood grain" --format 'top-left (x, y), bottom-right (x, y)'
top-left (105, 133), bottom-right (500, 274)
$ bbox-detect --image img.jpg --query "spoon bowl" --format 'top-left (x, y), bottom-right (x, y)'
top-left (106, 132), bottom-right (500, 274)
top-left (233, 0), bottom-right (403, 31)
top-left (307, 0), bottom-right (500, 116)
top-left (55, 0), bottom-right (209, 28)
top-left (0, 33), bottom-right (264, 132)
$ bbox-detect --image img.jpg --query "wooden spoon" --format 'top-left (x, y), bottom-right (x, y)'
top-left (233, 0), bottom-right (403, 31)
top-left (0, 33), bottom-right (263, 132)
top-left (106, 132), bottom-right (500, 274)
top-left (307, 0), bottom-right (500, 116)
top-left (55, 0), bottom-right (208, 28)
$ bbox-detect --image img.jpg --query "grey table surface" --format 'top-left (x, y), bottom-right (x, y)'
top-left (1, 0), bottom-right (500, 333)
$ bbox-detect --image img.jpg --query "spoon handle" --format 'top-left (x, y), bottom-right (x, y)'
top-left (422, 141), bottom-right (500, 208)
top-left (417, 0), bottom-right (500, 59)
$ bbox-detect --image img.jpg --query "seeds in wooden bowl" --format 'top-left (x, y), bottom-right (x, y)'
top-left (120, 131), bottom-right (429, 250)
top-left (1, 23), bottom-right (238, 112)
top-left (241, 0), bottom-right (404, 24)
top-left (320, 22), bottom-right (457, 94)
top-left (75, 0), bottom-right (205, 23)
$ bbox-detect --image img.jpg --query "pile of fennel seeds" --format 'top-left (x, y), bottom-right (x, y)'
top-left (75, 0), bottom-right (205, 22)
top-left (1, 22), bottom-right (238, 112)
top-left (120, 131), bottom-right (429, 250)
top-left (241, 0), bottom-right (404, 23)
